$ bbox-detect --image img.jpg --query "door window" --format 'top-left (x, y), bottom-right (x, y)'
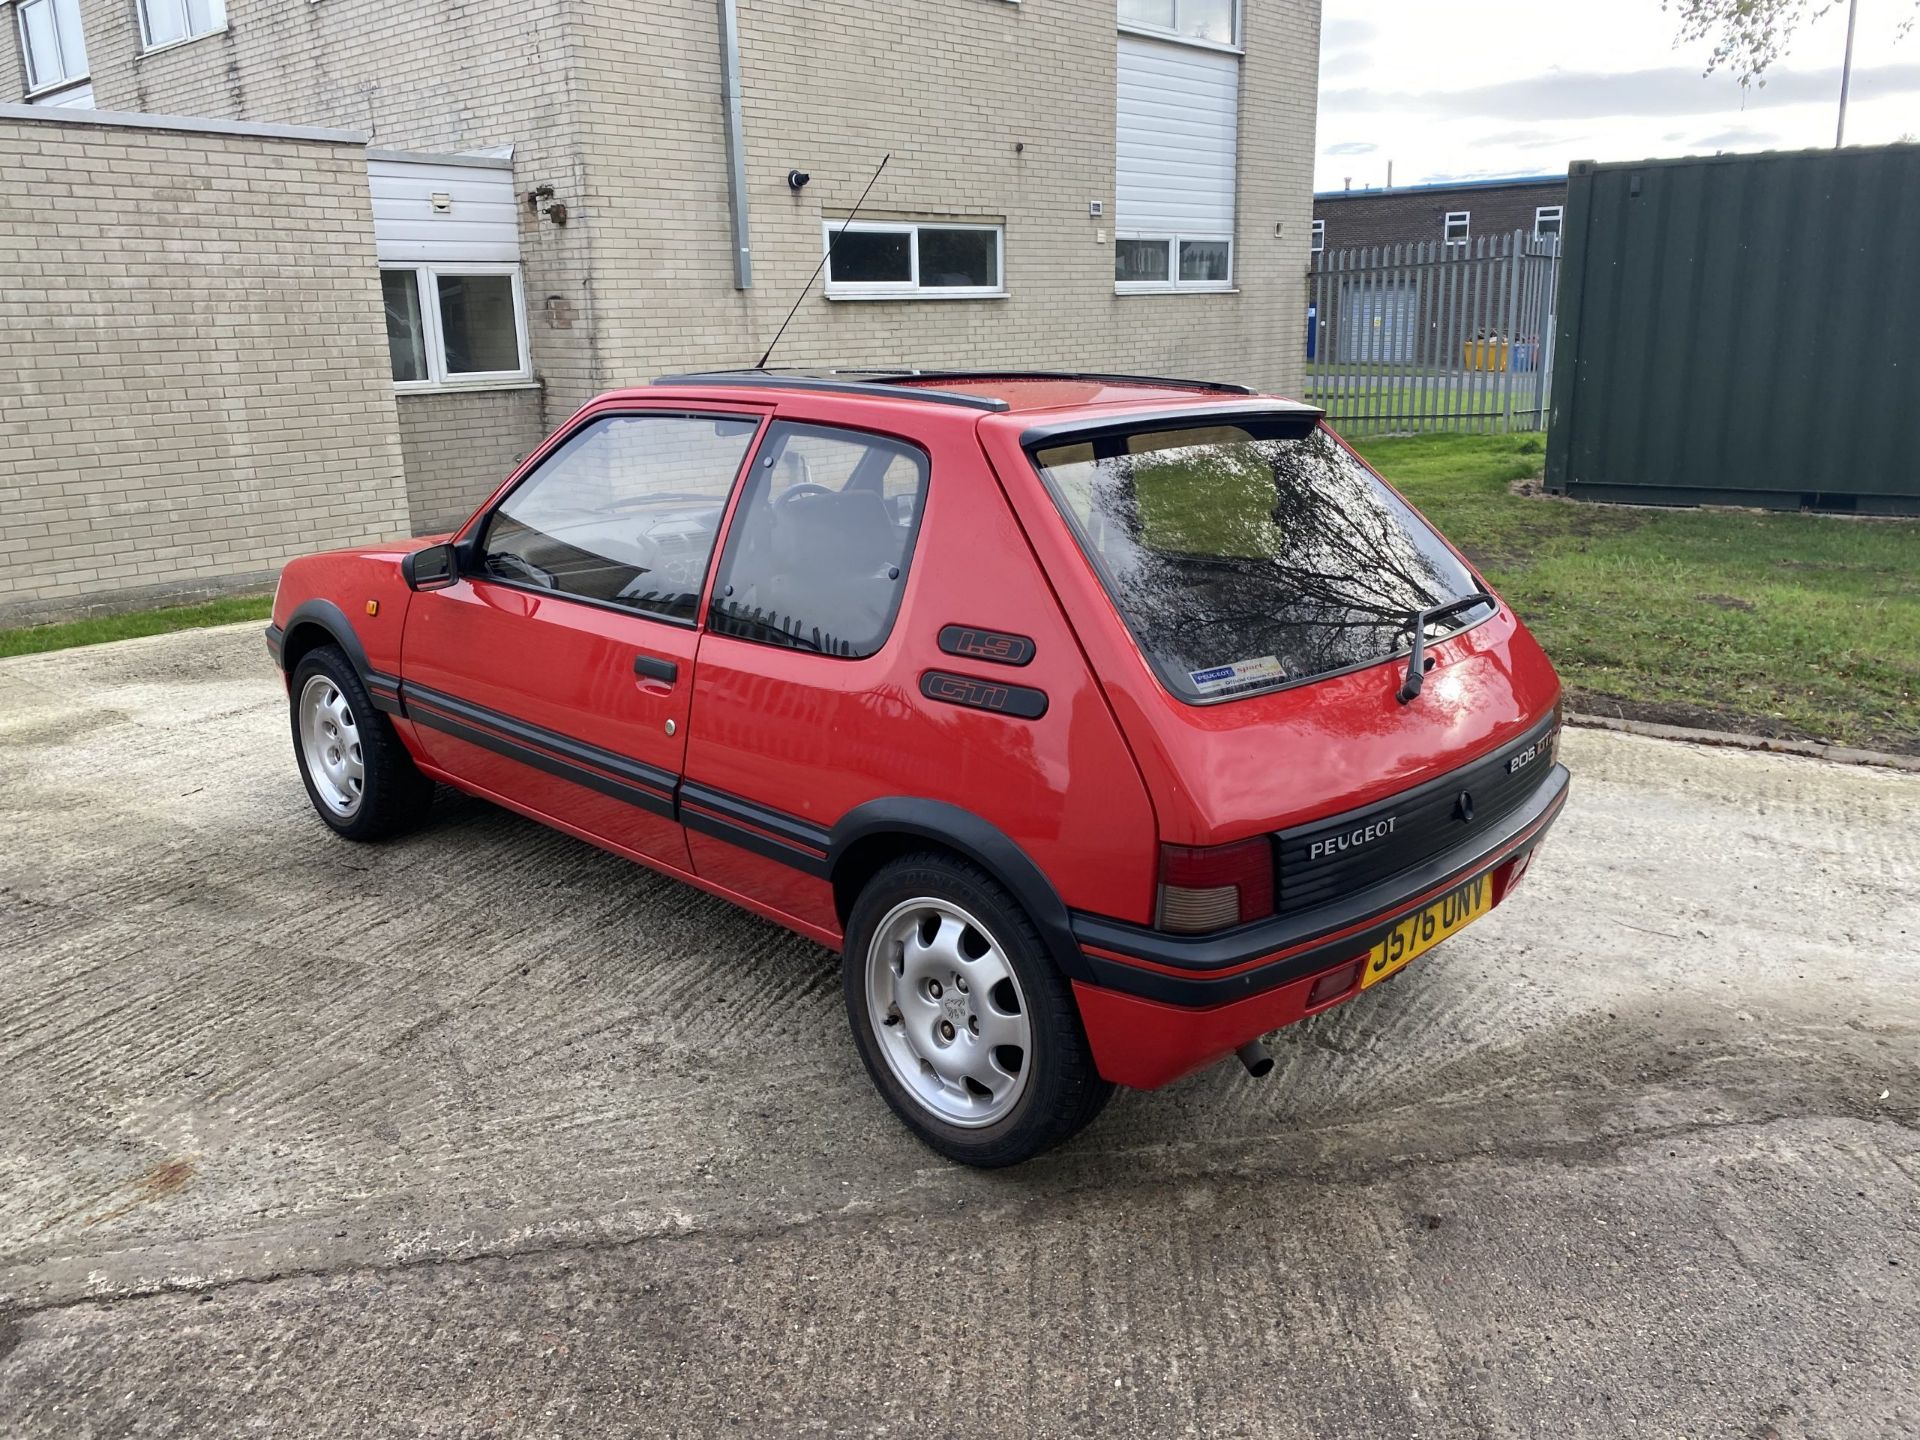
top-left (708, 423), bottom-right (929, 657)
top-left (479, 413), bottom-right (761, 621)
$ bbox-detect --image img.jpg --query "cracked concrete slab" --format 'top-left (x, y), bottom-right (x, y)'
top-left (2, 623), bottom-right (1917, 1437)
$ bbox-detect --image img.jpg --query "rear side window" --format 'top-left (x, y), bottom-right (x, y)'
top-left (708, 422), bottom-right (928, 657)
top-left (480, 413), bottom-right (760, 621)
top-left (1030, 420), bottom-right (1491, 702)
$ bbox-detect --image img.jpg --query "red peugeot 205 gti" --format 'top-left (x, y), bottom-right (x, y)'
top-left (267, 371), bottom-right (1569, 1166)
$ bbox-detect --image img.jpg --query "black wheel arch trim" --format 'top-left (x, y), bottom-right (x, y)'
top-left (1073, 766), bottom-right (1570, 1006)
top-left (827, 798), bottom-right (1091, 982)
top-left (274, 600), bottom-right (403, 714)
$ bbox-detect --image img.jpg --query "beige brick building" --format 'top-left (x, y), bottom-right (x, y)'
top-left (3, 0), bottom-right (1321, 613)
top-left (0, 106), bottom-right (409, 624)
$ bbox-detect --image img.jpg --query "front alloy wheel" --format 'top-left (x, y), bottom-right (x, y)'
top-left (287, 643), bottom-right (434, 841)
top-left (297, 673), bottom-right (365, 819)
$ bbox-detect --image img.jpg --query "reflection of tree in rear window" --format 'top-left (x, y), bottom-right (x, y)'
top-left (1031, 423), bottom-right (1492, 701)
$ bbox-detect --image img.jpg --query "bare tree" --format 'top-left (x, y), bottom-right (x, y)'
top-left (1666, 0), bottom-right (1913, 85)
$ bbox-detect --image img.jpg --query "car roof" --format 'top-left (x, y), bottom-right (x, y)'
top-left (638, 369), bottom-right (1324, 420)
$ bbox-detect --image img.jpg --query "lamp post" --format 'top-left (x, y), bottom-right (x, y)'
top-left (1836, 0), bottom-right (1860, 147)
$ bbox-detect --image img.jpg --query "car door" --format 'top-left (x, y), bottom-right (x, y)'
top-left (680, 418), bottom-right (932, 927)
top-left (400, 403), bottom-right (767, 872)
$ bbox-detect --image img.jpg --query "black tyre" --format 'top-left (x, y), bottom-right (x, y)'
top-left (843, 852), bottom-right (1113, 1167)
top-left (288, 644), bottom-right (434, 841)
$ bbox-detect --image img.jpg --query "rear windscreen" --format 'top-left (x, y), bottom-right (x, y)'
top-left (1029, 420), bottom-right (1493, 702)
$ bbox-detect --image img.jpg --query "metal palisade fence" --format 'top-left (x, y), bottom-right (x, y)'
top-left (1305, 232), bottom-right (1561, 437)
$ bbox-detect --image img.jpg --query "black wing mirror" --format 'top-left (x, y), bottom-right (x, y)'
top-left (401, 542), bottom-right (459, 592)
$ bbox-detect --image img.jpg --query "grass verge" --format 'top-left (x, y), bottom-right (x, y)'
top-left (0, 595), bottom-right (272, 660)
top-left (1352, 432), bottom-right (1920, 754)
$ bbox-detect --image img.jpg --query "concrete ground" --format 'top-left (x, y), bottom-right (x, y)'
top-left (1, 624), bottom-right (1916, 1439)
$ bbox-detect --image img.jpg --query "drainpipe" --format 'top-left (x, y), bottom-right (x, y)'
top-left (717, 0), bottom-right (752, 288)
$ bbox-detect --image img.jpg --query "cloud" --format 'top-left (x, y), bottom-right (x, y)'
top-left (1688, 125), bottom-right (1781, 148)
top-left (1322, 18), bottom-right (1376, 47)
top-left (1322, 61), bottom-right (1920, 120)
top-left (1320, 48), bottom-right (1372, 78)
top-left (1323, 140), bottom-right (1378, 156)
top-left (1474, 127), bottom-right (1570, 148)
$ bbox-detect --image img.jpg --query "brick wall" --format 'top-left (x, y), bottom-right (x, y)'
top-left (1, 0), bottom-right (587, 452)
top-left (573, 0), bottom-right (1321, 397)
top-left (3, 0), bottom-right (1324, 483)
top-left (397, 389), bottom-right (546, 535)
top-left (1314, 180), bottom-right (1566, 253)
top-left (0, 107), bottom-right (408, 624)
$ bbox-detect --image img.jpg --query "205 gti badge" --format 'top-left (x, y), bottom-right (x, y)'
top-left (1508, 734), bottom-right (1553, 775)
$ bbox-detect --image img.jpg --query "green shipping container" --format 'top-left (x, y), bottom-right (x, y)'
top-left (1545, 145), bottom-right (1920, 516)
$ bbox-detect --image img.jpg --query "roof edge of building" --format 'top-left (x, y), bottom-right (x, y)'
top-left (0, 102), bottom-right (366, 146)
top-left (1316, 173), bottom-right (1565, 201)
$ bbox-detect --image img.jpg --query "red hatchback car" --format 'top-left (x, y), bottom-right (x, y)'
top-left (267, 371), bottom-right (1569, 1166)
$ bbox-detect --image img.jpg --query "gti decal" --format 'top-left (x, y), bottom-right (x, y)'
top-left (920, 670), bottom-right (1049, 720)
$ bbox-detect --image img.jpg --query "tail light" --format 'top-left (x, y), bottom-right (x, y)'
top-left (1155, 838), bottom-right (1275, 934)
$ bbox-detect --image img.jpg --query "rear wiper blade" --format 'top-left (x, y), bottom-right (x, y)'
top-left (1396, 591), bottom-right (1495, 704)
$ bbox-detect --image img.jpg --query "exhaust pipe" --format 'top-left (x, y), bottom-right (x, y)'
top-left (1236, 1040), bottom-right (1274, 1078)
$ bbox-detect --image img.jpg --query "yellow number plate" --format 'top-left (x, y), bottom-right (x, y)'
top-left (1361, 874), bottom-right (1492, 989)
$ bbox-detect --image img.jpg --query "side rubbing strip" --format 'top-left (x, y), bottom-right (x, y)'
top-left (365, 670), bottom-right (404, 716)
top-left (936, 625), bottom-right (1035, 667)
top-left (920, 670), bottom-right (1048, 720)
top-left (399, 683), bottom-right (678, 818)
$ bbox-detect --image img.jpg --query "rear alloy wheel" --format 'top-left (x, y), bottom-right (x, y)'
top-left (866, 896), bottom-right (1034, 1127)
top-left (843, 853), bottom-right (1112, 1166)
top-left (288, 644), bottom-right (434, 841)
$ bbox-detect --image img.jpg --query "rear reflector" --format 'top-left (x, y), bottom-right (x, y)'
top-left (1307, 958), bottom-right (1363, 1008)
top-left (1155, 838), bottom-right (1275, 934)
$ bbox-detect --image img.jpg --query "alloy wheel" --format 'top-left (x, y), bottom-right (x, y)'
top-left (865, 897), bottom-right (1033, 1127)
top-left (297, 673), bottom-right (365, 818)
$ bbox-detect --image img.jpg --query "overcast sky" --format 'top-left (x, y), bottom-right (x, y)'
top-left (1315, 0), bottom-right (1920, 192)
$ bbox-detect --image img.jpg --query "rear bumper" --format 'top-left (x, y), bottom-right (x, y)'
top-left (1072, 764), bottom-right (1568, 1089)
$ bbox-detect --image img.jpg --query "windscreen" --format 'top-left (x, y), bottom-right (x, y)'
top-left (1030, 420), bottom-right (1493, 702)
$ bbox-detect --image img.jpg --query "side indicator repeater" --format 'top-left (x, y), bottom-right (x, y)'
top-left (366, 600), bottom-right (380, 617)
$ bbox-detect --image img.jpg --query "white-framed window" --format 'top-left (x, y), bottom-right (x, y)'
top-left (1114, 35), bottom-right (1238, 294)
top-left (15, 0), bottom-right (88, 95)
top-left (1444, 210), bottom-right (1471, 249)
top-left (822, 221), bottom-right (1004, 299)
top-left (1534, 205), bottom-right (1563, 241)
top-left (381, 264), bottom-right (531, 389)
top-left (138, 0), bottom-right (226, 53)
top-left (1114, 235), bottom-right (1233, 292)
top-left (1117, 0), bottom-right (1238, 49)
top-left (1311, 218), bottom-right (1326, 253)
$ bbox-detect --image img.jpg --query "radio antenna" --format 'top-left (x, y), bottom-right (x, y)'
top-left (755, 152), bottom-right (890, 370)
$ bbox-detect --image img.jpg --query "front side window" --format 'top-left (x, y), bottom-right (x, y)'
top-left (1444, 210), bottom-right (1471, 248)
top-left (824, 222), bottom-right (1002, 298)
top-left (139, 0), bottom-right (225, 50)
top-left (479, 414), bottom-right (761, 621)
top-left (1118, 0), bottom-right (1237, 46)
top-left (1030, 420), bottom-right (1492, 703)
top-left (17, 0), bottom-right (88, 93)
top-left (380, 265), bottom-right (529, 387)
top-left (1534, 205), bottom-right (1563, 241)
top-left (708, 423), bottom-right (929, 657)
